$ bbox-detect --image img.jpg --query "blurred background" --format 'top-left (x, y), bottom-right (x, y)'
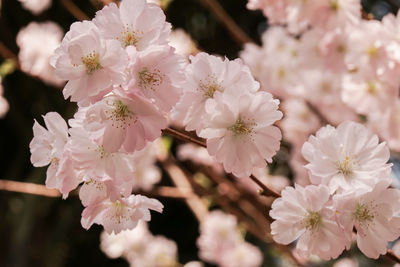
top-left (0, 0), bottom-right (399, 266)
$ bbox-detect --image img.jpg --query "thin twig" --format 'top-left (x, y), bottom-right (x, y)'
top-left (250, 174), bottom-right (281, 198)
top-left (60, 0), bottom-right (90, 21)
top-left (305, 100), bottom-right (331, 126)
top-left (162, 157), bottom-right (209, 222)
top-left (145, 186), bottom-right (194, 199)
top-left (198, 0), bottom-right (253, 46)
top-left (162, 127), bottom-right (207, 148)
top-left (0, 180), bottom-right (61, 197)
top-left (386, 249), bottom-right (400, 264)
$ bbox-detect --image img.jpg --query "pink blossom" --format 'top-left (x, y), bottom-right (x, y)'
top-left (334, 179), bottom-right (400, 258)
top-left (0, 78), bottom-right (9, 118)
top-left (79, 179), bottom-right (108, 207)
top-left (197, 211), bottom-right (241, 264)
top-left (280, 98), bottom-right (321, 146)
top-left (126, 45), bottom-right (185, 113)
top-left (318, 28), bottom-right (349, 72)
top-left (29, 112), bottom-right (82, 197)
top-left (16, 21), bottom-right (65, 86)
top-left (130, 140), bottom-right (162, 191)
top-left (309, 0), bottom-right (361, 30)
top-left (100, 220), bottom-right (150, 259)
top-left (345, 20), bottom-right (394, 74)
top-left (30, 112), bottom-right (68, 169)
top-left (199, 91), bottom-right (282, 177)
top-left (172, 52), bottom-right (259, 133)
top-left (368, 99), bottom-right (400, 152)
top-left (219, 242), bottom-right (263, 267)
top-left (93, 0), bottom-right (170, 50)
top-left (81, 90), bottom-right (167, 152)
top-left (302, 121), bottom-right (391, 193)
top-left (81, 194), bottom-right (163, 234)
top-left (18, 0), bottom-right (51, 15)
top-left (168, 29), bottom-right (198, 57)
top-left (270, 184), bottom-right (347, 260)
top-left (341, 69), bottom-right (399, 115)
top-left (101, 220), bottom-right (180, 267)
top-left (66, 127), bottom-right (134, 183)
top-left (50, 21), bottom-right (127, 103)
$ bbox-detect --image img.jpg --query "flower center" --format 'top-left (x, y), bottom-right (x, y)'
top-left (337, 156), bottom-right (354, 176)
top-left (111, 200), bottom-right (128, 224)
top-left (119, 25), bottom-right (142, 47)
top-left (228, 118), bottom-right (253, 136)
top-left (329, 0), bottom-right (340, 11)
top-left (96, 145), bottom-right (110, 159)
top-left (305, 211), bottom-right (322, 231)
top-left (105, 99), bottom-right (135, 129)
top-left (277, 68), bottom-right (286, 79)
top-left (138, 68), bottom-right (164, 91)
top-left (336, 44), bottom-right (347, 54)
top-left (198, 75), bottom-right (223, 99)
top-left (366, 81), bottom-right (378, 94)
top-left (81, 52), bottom-right (102, 74)
top-left (353, 202), bottom-right (375, 226)
top-left (367, 46), bottom-right (379, 57)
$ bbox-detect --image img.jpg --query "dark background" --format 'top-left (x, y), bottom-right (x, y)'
top-left (0, 0), bottom-right (398, 266)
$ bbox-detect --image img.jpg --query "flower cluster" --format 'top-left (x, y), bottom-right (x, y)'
top-left (270, 121), bottom-right (400, 259)
top-left (100, 220), bottom-right (203, 267)
top-left (16, 21), bottom-right (65, 87)
top-left (29, 0), bottom-right (180, 234)
top-left (197, 210), bottom-right (263, 267)
top-left (172, 52), bottom-right (283, 177)
top-left (29, 0), bottom-right (283, 236)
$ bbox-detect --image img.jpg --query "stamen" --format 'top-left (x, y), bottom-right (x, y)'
top-left (138, 68), bottom-right (164, 91)
top-left (81, 52), bottom-right (102, 74)
top-left (228, 118), bottom-right (253, 136)
top-left (198, 75), bottom-right (223, 99)
top-left (329, 0), bottom-right (340, 11)
top-left (118, 25), bottom-right (142, 47)
top-left (338, 156), bottom-right (353, 176)
top-left (366, 82), bottom-right (377, 94)
top-left (353, 202), bottom-right (375, 224)
top-left (105, 99), bottom-right (135, 129)
top-left (304, 211), bottom-right (322, 231)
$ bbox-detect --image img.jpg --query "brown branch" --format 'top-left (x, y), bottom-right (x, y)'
top-left (305, 100), bottom-right (331, 126)
top-left (386, 249), bottom-right (400, 264)
top-left (143, 186), bottom-right (194, 199)
top-left (162, 127), bottom-right (207, 148)
top-left (0, 180), bottom-right (61, 197)
top-left (250, 174), bottom-right (281, 198)
top-left (60, 0), bottom-right (90, 21)
top-left (197, 0), bottom-right (253, 46)
top-left (163, 127), bottom-right (281, 199)
top-left (162, 157), bottom-right (209, 222)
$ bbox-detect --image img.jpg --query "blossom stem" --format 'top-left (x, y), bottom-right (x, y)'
top-left (250, 174), bottom-right (281, 198)
top-left (198, 0), bottom-right (253, 46)
top-left (162, 127), bottom-right (207, 147)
